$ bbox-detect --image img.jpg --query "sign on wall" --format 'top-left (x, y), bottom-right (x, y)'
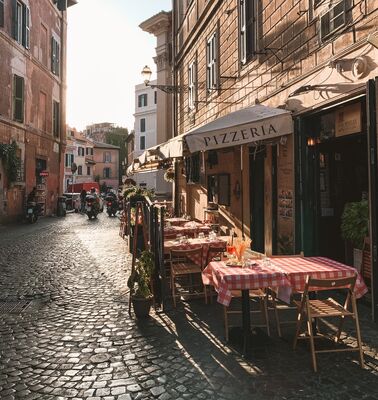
top-left (335, 103), bottom-right (361, 137)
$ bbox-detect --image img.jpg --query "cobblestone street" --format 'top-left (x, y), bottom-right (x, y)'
top-left (1, 214), bottom-right (378, 400)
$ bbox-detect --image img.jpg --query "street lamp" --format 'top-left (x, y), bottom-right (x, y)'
top-left (140, 65), bottom-right (186, 94)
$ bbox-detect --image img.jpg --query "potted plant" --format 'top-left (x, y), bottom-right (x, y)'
top-left (127, 250), bottom-right (154, 318)
top-left (341, 200), bottom-right (369, 269)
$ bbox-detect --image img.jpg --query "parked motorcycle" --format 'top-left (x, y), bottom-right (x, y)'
top-left (26, 201), bottom-right (39, 223)
top-left (105, 195), bottom-right (118, 217)
top-left (85, 195), bottom-right (99, 219)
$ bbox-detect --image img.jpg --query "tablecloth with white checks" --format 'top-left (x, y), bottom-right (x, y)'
top-left (164, 238), bottom-right (227, 267)
top-left (202, 257), bottom-right (368, 307)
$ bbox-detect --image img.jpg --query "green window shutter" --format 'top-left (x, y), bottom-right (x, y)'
top-left (13, 75), bottom-right (24, 122)
top-left (56, 42), bottom-right (60, 76)
top-left (12, 0), bottom-right (17, 39)
top-left (0, 0), bottom-right (4, 28)
top-left (51, 37), bottom-right (55, 74)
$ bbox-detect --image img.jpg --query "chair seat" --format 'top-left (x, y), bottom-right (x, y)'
top-left (172, 263), bottom-right (202, 276)
top-left (294, 298), bottom-right (353, 318)
top-left (230, 289), bottom-right (265, 298)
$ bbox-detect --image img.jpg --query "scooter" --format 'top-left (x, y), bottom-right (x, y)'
top-left (85, 195), bottom-right (99, 219)
top-left (26, 201), bottom-right (39, 223)
top-left (105, 196), bottom-right (118, 217)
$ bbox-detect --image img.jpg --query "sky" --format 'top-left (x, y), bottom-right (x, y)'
top-left (66, 0), bottom-right (171, 132)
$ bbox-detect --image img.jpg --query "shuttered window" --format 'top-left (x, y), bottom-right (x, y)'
top-left (13, 75), bottom-right (24, 122)
top-left (138, 94), bottom-right (148, 107)
top-left (13, 1), bottom-right (30, 49)
top-left (140, 136), bottom-right (146, 150)
top-left (53, 101), bottom-right (60, 137)
top-left (140, 118), bottom-right (146, 132)
top-left (239, 0), bottom-right (257, 65)
top-left (206, 32), bottom-right (218, 92)
top-left (0, 0), bottom-right (5, 28)
top-left (51, 36), bottom-right (60, 76)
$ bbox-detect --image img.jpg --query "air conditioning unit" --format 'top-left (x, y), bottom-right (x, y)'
top-left (320, 0), bottom-right (349, 41)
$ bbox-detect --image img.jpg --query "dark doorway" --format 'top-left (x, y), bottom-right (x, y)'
top-left (317, 133), bottom-right (368, 262)
top-left (249, 147), bottom-right (265, 253)
top-left (36, 158), bottom-right (47, 185)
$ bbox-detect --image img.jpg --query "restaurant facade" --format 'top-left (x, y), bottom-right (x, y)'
top-left (130, 1), bottom-right (378, 319)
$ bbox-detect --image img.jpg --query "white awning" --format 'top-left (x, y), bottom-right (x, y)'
top-left (184, 104), bottom-right (293, 153)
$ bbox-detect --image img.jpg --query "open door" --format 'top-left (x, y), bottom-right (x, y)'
top-left (367, 78), bottom-right (378, 322)
top-left (250, 147), bottom-right (265, 253)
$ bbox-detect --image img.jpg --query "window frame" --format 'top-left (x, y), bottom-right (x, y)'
top-left (53, 100), bottom-right (60, 137)
top-left (51, 36), bottom-right (60, 76)
top-left (14, 1), bottom-right (30, 49)
top-left (104, 151), bottom-right (111, 163)
top-left (138, 93), bottom-right (148, 107)
top-left (0, 0), bottom-right (5, 28)
top-left (140, 136), bottom-right (146, 150)
top-left (239, 0), bottom-right (257, 66)
top-left (206, 32), bottom-right (218, 93)
top-left (320, 0), bottom-right (349, 41)
top-left (103, 167), bottom-right (111, 178)
top-left (87, 166), bottom-right (91, 176)
top-left (13, 74), bottom-right (24, 123)
top-left (188, 60), bottom-right (197, 110)
top-left (77, 165), bottom-right (82, 175)
top-left (140, 118), bottom-right (146, 132)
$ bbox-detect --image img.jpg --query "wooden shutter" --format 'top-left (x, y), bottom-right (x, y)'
top-left (13, 75), bottom-right (24, 122)
top-left (0, 0), bottom-right (4, 28)
top-left (12, 0), bottom-right (17, 39)
top-left (24, 5), bottom-right (30, 49)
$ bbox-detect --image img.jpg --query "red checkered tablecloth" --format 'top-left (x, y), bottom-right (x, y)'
top-left (164, 238), bottom-right (227, 267)
top-left (269, 256), bottom-right (368, 299)
top-left (164, 225), bottom-right (211, 238)
top-left (202, 257), bottom-right (368, 307)
top-left (202, 261), bottom-right (290, 306)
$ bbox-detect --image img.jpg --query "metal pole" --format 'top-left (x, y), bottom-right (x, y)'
top-left (240, 145), bottom-right (245, 240)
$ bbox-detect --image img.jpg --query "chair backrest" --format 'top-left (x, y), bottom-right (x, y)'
top-left (304, 275), bottom-right (357, 296)
top-left (206, 244), bottom-right (226, 265)
top-left (361, 237), bottom-right (371, 281)
top-left (170, 247), bottom-right (203, 267)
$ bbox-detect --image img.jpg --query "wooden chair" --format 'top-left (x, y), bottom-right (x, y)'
top-left (204, 244), bottom-right (226, 304)
top-left (293, 275), bottom-right (364, 372)
top-left (360, 237), bottom-right (371, 290)
top-left (170, 247), bottom-right (205, 307)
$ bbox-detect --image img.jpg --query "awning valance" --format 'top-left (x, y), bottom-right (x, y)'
top-left (184, 104), bottom-right (293, 153)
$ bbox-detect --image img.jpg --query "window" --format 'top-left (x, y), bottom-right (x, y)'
top-left (154, 91), bottom-right (157, 104)
top-left (140, 136), bottom-right (146, 150)
top-left (86, 148), bottom-right (89, 155)
top-left (85, 148), bottom-right (93, 155)
top-left (104, 152), bottom-right (111, 162)
top-left (51, 36), bottom-right (60, 76)
top-left (320, 0), bottom-right (350, 41)
top-left (78, 165), bottom-right (82, 175)
top-left (13, 75), bottom-right (24, 122)
top-left (206, 32), bottom-right (218, 92)
top-left (78, 147), bottom-right (84, 156)
top-left (188, 61), bottom-right (197, 110)
top-left (87, 166), bottom-right (91, 176)
top-left (38, 91), bottom-right (47, 131)
top-left (40, 24), bottom-right (48, 66)
top-left (239, 0), bottom-right (257, 64)
top-left (53, 101), bottom-right (60, 137)
top-left (208, 174), bottom-right (230, 206)
top-left (65, 154), bottom-right (74, 167)
top-left (138, 93), bottom-right (148, 107)
top-left (103, 168), bottom-right (111, 178)
top-left (13, 1), bottom-right (30, 49)
top-left (140, 118), bottom-right (146, 132)
top-left (0, 0), bottom-right (4, 28)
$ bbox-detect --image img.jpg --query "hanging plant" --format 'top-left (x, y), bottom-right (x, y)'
top-left (0, 141), bottom-right (21, 184)
top-left (164, 168), bottom-right (175, 182)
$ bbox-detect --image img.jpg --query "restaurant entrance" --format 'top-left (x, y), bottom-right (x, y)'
top-left (298, 99), bottom-right (369, 264)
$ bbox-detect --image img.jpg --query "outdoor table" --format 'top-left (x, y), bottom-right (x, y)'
top-left (164, 237), bottom-right (227, 267)
top-left (164, 224), bottom-right (211, 239)
top-left (165, 217), bottom-right (190, 226)
top-left (202, 256), bottom-right (368, 356)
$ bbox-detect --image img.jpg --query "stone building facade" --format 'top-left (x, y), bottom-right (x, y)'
top-left (0, 0), bottom-right (76, 221)
top-left (173, 0), bottom-right (378, 263)
top-left (93, 141), bottom-right (120, 190)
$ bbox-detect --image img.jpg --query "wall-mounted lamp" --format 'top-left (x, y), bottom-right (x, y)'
top-left (141, 65), bottom-right (186, 94)
top-left (233, 180), bottom-right (241, 199)
top-left (307, 137), bottom-right (316, 147)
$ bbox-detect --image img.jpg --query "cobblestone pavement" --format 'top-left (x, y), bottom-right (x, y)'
top-left (1, 214), bottom-right (378, 400)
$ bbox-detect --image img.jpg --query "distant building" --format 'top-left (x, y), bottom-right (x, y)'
top-left (93, 142), bottom-right (120, 190)
top-left (0, 0), bottom-right (76, 221)
top-left (63, 128), bottom-right (95, 192)
top-left (132, 81), bottom-right (171, 194)
top-left (84, 122), bottom-right (115, 143)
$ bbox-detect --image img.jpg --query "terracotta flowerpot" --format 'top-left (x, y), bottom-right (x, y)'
top-left (131, 296), bottom-right (152, 318)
